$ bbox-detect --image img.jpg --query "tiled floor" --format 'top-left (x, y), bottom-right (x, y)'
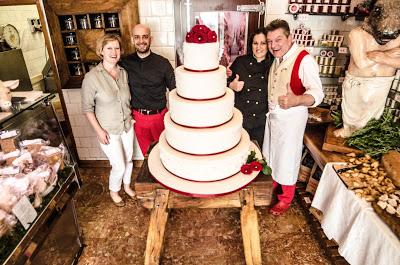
top-left (76, 167), bottom-right (330, 265)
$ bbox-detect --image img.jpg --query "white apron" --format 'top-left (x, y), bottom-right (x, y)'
top-left (262, 104), bottom-right (308, 185)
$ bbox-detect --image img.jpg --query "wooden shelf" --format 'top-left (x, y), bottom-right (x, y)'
top-left (45, 0), bottom-right (139, 89)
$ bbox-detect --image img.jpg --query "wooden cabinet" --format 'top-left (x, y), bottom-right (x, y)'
top-left (44, 0), bottom-right (139, 89)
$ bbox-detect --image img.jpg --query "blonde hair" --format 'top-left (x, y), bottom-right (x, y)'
top-left (96, 33), bottom-right (123, 57)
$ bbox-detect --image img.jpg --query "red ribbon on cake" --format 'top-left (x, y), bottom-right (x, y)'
top-left (170, 115), bottom-right (233, 129)
top-left (183, 67), bottom-right (219, 72)
top-left (176, 92), bottom-right (226, 101)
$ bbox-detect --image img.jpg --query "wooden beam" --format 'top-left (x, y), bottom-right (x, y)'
top-left (144, 189), bottom-right (169, 265)
top-left (240, 188), bottom-right (262, 265)
top-left (167, 192), bottom-right (241, 208)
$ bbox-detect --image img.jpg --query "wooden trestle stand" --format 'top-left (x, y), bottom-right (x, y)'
top-left (134, 157), bottom-right (273, 265)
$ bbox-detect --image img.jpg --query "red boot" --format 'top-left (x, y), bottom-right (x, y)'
top-left (269, 201), bottom-right (290, 216)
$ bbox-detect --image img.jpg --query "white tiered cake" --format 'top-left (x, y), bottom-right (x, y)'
top-left (148, 25), bottom-right (261, 196)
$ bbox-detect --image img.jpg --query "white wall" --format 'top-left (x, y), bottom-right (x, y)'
top-left (138, 0), bottom-right (176, 67)
top-left (0, 5), bottom-right (47, 90)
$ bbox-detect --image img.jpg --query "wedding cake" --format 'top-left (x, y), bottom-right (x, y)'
top-left (157, 25), bottom-right (251, 182)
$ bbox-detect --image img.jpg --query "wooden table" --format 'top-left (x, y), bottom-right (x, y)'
top-left (135, 158), bottom-right (273, 265)
top-left (304, 125), bottom-right (347, 169)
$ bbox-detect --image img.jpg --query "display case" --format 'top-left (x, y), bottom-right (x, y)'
top-left (44, 0), bottom-right (139, 89)
top-left (0, 94), bottom-right (83, 265)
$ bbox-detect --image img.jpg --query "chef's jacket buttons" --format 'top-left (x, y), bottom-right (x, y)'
top-left (249, 62), bottom-right (253, 65)
top-left (248, 74), bottom-right (252, 78)
top-left (258, 89), bottom-right (262, 92)
top-left (247, 100), bottom-right (250, 103)
top-left (256, 102), bottom-right (259, 104)
top-left (247, 89), bottom-right (250, 92)
top-left (252, 114), bottom-right (256, 117)
top-left (261, 76), bottom-right (264, 79)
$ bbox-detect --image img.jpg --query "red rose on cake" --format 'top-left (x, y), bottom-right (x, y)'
top-left (185, 24), bottom-right (217, 43)
top-left (240, 164), bottom-right (253, 174)
top-left (250, 161), bottom-right (262, 171)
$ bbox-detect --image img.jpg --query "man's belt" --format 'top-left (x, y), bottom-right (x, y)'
top-left (133, 108), bottom-right (164, 115)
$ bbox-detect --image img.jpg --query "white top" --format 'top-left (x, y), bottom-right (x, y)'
top-left (276, 43), bottom-right (324, 107)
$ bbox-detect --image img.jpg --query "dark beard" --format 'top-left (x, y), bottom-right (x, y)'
top-left (136, 45), bottom-right (150, 55)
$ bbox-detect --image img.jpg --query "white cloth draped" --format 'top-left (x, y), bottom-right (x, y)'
top-left (312, 163), bottom-right (400, 265)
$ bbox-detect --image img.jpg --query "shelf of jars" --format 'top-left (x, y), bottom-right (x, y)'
top-left (57, 13), bottom-right (121, 86)
top-left (287, 0), bottom-right (355, 21)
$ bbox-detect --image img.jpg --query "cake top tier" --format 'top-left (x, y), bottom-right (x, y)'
top-left (183, 25), bottom-right (220, 71)
top-left (185, 24), bottom-right (217, 43)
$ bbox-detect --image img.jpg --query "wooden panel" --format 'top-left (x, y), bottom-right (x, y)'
top-left (322, 124), bottom-right (363, 155)
top-left (0, 0), bottom-right (35, 5)
top-left (120, 0), bottom-right (138, 54)
top-left (167, 192), bottom-right (241, 208)
top-left (144, 189), bottom-right (169, 265)
top-left (45, 4), bottom-right (70, 89)
top-left (76, 30), bottom-right (103, 61)
top-left (304, 125), bottom-right (347, 169)
top-left (45, 0), bottom-right (130, 14)
top-left (240, 188), bottom-right (262, 265)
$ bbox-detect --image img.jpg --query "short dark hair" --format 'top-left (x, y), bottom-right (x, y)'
top-left (266, 19), bottom-right (290, 37)
top-left (247, 27), bottom-right (267, 55)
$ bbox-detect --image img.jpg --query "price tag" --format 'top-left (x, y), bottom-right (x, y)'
top-left (338, 77), bottom-right (345, 83)
top-left (12, 196), bottom-right (37, 230)
top-left (298, 14), bottom-right (309, 21)
top-left (338, 47), bottom-right (348, 54)
top-left (304, 197), bottom-right (312, 204)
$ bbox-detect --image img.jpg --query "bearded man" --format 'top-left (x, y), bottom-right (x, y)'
top-left (121, 24), bottom-right (176, 155)
top-left (334, 0), bottom-right (400, 138)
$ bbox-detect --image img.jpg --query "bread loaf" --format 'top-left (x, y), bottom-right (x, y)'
top-left (382, 150), bottom-right (400, 188)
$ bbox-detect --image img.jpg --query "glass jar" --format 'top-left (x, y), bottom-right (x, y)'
top-left (108, 15), bottom-right (118, 28)
top-left (73, 64), bottom-right (83, 76)
top-left (65, 33), bottom-right (76, 46)
top-left (94, 16), bottom-right (102, 28)
top-left (80, 17), bottom-right (89, 29)
top-left (70, 48), bottom-right (80, 60)
top-left (65, 17), bottom-right (73, 30)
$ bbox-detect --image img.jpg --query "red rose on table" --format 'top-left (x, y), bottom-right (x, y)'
top-left (185, 32), bottom-right (194, 42)
top-left (240, 164), bottom-right (253, 175)
top-left (250, 161), bottom-right (262, 171)
top-left (207, 31), bottom-right (217, 42)
top-left (193, 32), bottom-right (208, 43)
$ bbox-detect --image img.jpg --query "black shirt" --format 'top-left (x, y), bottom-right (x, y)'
top-left (227, 54), bottom-right (270, 129)
top-left (120, 52), bottom-right (176, 110)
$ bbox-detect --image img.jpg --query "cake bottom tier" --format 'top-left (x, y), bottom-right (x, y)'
top-left (158, 129), bottom-right (251, 182)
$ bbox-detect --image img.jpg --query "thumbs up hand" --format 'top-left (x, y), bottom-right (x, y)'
top-left (230, 74), bottom-right (245, 92)
top-left (278, 83), bottom-right (299, 109)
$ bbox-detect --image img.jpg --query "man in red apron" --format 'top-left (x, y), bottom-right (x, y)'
top-left (262, 19), bottom-right (324, 216)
